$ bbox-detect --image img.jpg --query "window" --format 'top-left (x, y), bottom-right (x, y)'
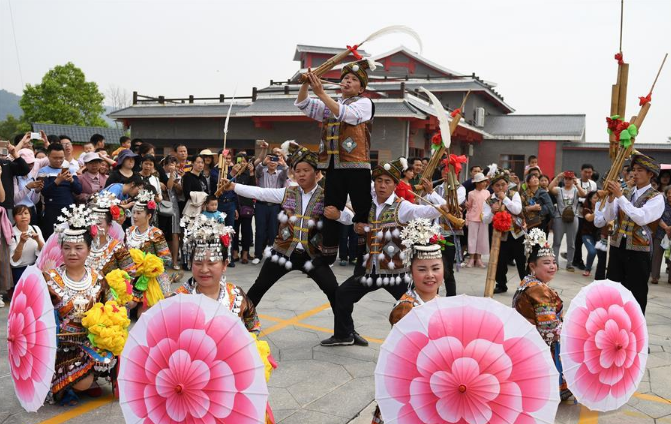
top-left (499, 154), bottom-right (525, 178)
top-left (408, 148), bottom-right (423, 160)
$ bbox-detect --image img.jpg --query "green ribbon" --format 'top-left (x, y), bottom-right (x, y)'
top-left (109, 287), bottom-right (118, 301)
top-left (88, 333), bottom-right (97, 346)
top-left (135, 275), bottom-right (149, 292)
top-left (619, 124), bottom-right (638, 148)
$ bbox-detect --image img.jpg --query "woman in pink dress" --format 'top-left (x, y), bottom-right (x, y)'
top-left (464, 172), bottom-right (490, 267)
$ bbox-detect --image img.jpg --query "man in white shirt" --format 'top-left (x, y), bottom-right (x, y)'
top-left (573, 163), bottom-right (598, 269)
top-left (482, 169), bottom-right (526, 294)
top-left (320, 158), bottom-right (451, 346)
top-left (221, 142), bottom-right (349, 333)
top-left (595, 153), bottom-right (664, 314)
top-left (295, 60), bottom-right (375, 265)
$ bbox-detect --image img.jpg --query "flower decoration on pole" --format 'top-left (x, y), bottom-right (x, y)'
top-left (81, 300), bottom-right (131, 356)
top-left (493, 211), bottom-right (513, 232)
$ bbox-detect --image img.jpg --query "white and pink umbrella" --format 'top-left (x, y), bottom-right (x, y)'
top-left (35, 233), bottom-right (63, 271)
top-left (375, 295), bottom-right (560, 424)
top-left (7, 266), bottom-right (57, 412)
top-left (119, 294), bottom-right (269, 424)
top-left (561, 279), bottom-right (648, 412)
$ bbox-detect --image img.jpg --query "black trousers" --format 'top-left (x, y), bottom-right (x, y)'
top-left (247, 251), bottom-right (339, 325)
top-left (443, 238), bottom-right (457, 296)
top-left (595, 250), bottom-right (607, 280)
top-left (322, 167), bottom-right (372, 261)
top-left (607, 242), bottom-right (651, 314)
top-left (574, 217), bottom-right (585, 265)
top-left (334, 273), bottom-right (407, 339)
top-left (496, 235), bottom-right (526, 290)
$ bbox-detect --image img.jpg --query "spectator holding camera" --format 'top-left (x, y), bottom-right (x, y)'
top-left (10, 205), bottom-right (44, 286)
top-left (13, 149), bottom-right (42, 224)
top-left (39, 143), bottom-right (82, 239)
top-left (1, 134), bottom-right (31, 220)
top-left (252, 147), bottom-right (287, 264)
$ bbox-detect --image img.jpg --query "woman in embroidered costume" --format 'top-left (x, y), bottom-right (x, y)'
top-left (173, 215), bottom-right (277, 423)
top-left (43, 205), bottom-right (115, 405)
top-left (372, 218), bottom-right (445, 424)
top-left (512, 228), bottom-right (573, 401)
top-left (87, 192), bottom-right (134, 282)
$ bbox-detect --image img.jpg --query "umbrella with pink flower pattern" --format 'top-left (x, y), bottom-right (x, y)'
top-left (561, 279), bottom-right (648, 412)
top-left (35, 233), bottom-right (63, 271)
top-left (375, 295), bottom-right (560, 424)
top-left (119, 293), bottom-right (269, 424)
top-left (7, 265), bottom-right (57, 412)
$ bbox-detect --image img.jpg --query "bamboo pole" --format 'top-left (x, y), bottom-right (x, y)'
top-left (617, 64), bottom-right (629, 119)
top-left (484, 203), bottom-right (506, 298)
top-left (409, 190), bottom-right (465, 228)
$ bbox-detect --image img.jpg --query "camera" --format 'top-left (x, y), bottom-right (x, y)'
top-left (269, 156), bottom-right (279, 162)
top-left (0, 140), bottom-right (8, 156)
top-left (30, 132), bottom-right (41, 140)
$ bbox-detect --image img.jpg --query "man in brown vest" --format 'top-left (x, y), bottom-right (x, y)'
top-left (595, 152), bottom-right (664, 314)
top-left (295, 60), bottom-right (375, 265)
top-left (320, 158), bottom-right (451, 346)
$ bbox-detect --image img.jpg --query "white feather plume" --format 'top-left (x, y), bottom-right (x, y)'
top-left (486, 163), bottom-right (498, 178)
top-left (223, 90), bottom-right (237, 134)
top-left (361, 25), bottom-right (423, 55)
top-left (420, 87), bottom-right (451, 148)
top-left (303, 260), bottom-right (314, 272)
top-left (281, 140), bottom-right (297, 158)
top-left (399, 157), bottom-right (408, 171)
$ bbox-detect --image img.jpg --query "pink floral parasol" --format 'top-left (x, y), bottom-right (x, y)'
top-left (7, 265), bottom-right (57, 412)
top-left (35, 233), bottom-right (63, 270)
top-left (375, 295), bottom-right (559, 424)
top-left (560, 279), bottom-right (647, 412)
top-left (119, 294), bottom-right (269, 423)
top-left (108, 221), bottom-right (125, 243)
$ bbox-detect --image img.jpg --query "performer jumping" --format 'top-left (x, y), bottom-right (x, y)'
top-left (219, 142), bottom-right (350, 332)
top-left (321, 158), bottom-right (450, 346)
top-left (595, 152), bottom-right (663, 314)
top-left (295, 60), bottom-right (374, 264)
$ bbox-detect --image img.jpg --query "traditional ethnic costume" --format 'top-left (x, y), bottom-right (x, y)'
top-left (176, 216), bottom-right (276, 423)
top-left (125, 189), bottom-right (172, 296)
top-left (87, 193), bottom-right (134, 280)
top-left (295, 60), bottom-right (375, 263)
top-left (482, 168), bottom-right (526, 293)
top-left (595, 153), bottom-right (664, 314)
top-left (371, 218), bottom-right (444, 423)
top-left (233, 142), bottom-right (348, 328)
top-left (324, 158), bottom-right (443, 346)
top-left (512, 228), bottom-right (571, 400)
top-left (44, 205), bottom-right (117, 404)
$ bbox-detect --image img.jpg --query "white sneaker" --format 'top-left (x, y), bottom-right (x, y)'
top-left (252, 258), bottom-right (261, 265)
top-left (0, 298), bottom-right (5, 308)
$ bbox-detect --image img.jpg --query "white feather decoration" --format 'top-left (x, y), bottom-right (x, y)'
top-left (281, 140), bottom-right (296, 158)
top-left (304, 260), bottom-right (314, 272)
top-left (487, 163), bottom-right (498, 178)
top-left (285, 261), bottom-right (292, 270)
top-left (420, 87), bottom-right (451, 149)
top-left (384, 230), bottom-right (392, 241)
top-left (360, 25), bottom-right (423, 55)
top-left (399, 157), bottom-right (408, 171)
top-left (366, 277), bottom-right (373, 286)
top-left (278, 257), bottom-right (287, 266)
top-left (388, 261), bottom-right (395, 270)
top-left (271, 254), bottom-right (279, 263)
top-left (263, 246), bottom-right (273, 258)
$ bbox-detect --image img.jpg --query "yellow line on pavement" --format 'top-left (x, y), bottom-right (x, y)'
top-left (578, 405), bottom-right (599, 424)
top-left (259, 303), bottom-right (330, 336)
top-left (633, 392), bottom-right (671, 405)
top-left (259, 313), bottom-right (385, 344)
top-left (38, 394), bottom-right (114, 424)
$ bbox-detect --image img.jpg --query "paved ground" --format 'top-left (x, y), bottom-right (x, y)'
top-left (1, 245), bottom-right (671, 423)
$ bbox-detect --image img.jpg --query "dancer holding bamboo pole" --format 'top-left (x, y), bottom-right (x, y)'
top-left (482, 168), bottom-right (526, 296)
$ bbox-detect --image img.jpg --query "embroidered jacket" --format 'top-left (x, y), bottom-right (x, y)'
top-left (512, 276), bottom-right (563, 346)
top-left (273, 185), bottom-right (325, 259)
top-left (364, 197), bottom-right (407, 275)
top-left (611, 187), bottom-right (661, 252)
top-left (125, 226), bottom-right (172, 268)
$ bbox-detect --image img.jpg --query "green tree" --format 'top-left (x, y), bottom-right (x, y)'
top-left (0, 114), bottom-right (30, 140)
top-left (20, 62), bottom-right (108, 127)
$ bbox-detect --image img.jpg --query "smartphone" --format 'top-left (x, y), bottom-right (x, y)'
top-left (0, 140), bottom-right (8, 156)
top-left (30, 132), bottom-right (41, 140)
top-left (36, 173), bottom-right (47, 182)
top-left (236, 157), bottom-right (243, 164)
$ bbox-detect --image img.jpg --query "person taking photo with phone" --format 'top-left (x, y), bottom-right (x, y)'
top-left (39, 143), bottom-right (82, 239)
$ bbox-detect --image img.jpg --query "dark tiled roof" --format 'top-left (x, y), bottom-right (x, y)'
top-left (294, 45), bottom-right (369, 61)
top-left (484, 115), bottom-right (586, 139)
top-left (108, 103), bottom-right (249, 119)
top-left (31, 123), bottom-right (126, 145)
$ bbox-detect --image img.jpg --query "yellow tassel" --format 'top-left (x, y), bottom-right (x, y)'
top-left (250, 333), bottom-right (274, 382)
top-left (145, 278), bottom-right (165, 307)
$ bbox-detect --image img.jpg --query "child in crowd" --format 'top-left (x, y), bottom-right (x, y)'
top-left (201, 195), bottom-right (226, 223)
top-left (464, 172), bottom-right (490, 267)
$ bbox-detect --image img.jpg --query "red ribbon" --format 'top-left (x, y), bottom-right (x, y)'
top-left (614, 52), bottom-right (624, 65)
top-left (347, 45), bottom-right (362, 60)
top-left (447, 154), bottom-right (468, 175)
top-left (450, 108), bottom-right (461, 118)
top-left (638, 92), bottom-right (652, 106)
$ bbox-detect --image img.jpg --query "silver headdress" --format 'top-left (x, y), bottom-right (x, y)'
top-left (55, 204), bottom-right (97, 244)
top-left (182, 215), bottom-right (236, 263)
top-left (400, 218), bottom-right (444, 265)
top-left (89, 192), bottom-right (121, 218)
top-left (524, 228), bottom-right (554, 260)
top-left (133, 188), bottom-right (157, 214)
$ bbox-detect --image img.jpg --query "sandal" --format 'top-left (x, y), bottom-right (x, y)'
top-left (651, 279), bottom-right (659, 284)
top-left (582, 270), bottom-right (591, 277)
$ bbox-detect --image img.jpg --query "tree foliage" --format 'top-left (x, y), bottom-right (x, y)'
top-left (20, 62), bottom-right (108, 127)
top-left (0, 115), bottom-right (30, 141)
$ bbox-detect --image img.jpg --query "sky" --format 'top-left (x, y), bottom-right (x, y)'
top-left (1, 0), bottom-right (670, 143)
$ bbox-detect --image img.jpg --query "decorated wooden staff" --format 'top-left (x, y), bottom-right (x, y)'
top-left (415, 87), bottom-right (470, 228)
top-left (297, 25), bottom-right (423, 83)
top-left (484, 197), bottom-right (506, 297)
top-left (215, 93), bottom-right (236, 197)
top-left (598, 53), bottom-right (667, 210)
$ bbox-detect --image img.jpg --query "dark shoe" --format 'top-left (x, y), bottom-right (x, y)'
top-left (560, 252), bottom-right (567, 260)
top-left (320, 335), bottom-right (354, 346)
top-left (228, 261), bottom-right (236, 268)
top-left (566, 266), bottom-right (575, 273)
top-left (651, 279), bottom-right (659, 284)
top-left (572, 262), bottom-right (586, 270)
top-left (349, 260), bottom-right (356, 266)
top-left (240, 258), bottom-right (249, 264)
top-left (352, 332), bottom-right (369, 346)
top-left (493, 286), bottom-right (508, 294)
top-left (339, 260), bottom-right (347, 266)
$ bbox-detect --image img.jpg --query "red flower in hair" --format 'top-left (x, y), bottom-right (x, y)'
top-left (429, 234), bottom-right (445, 245)
top-left (110, 205), bottom-right (120, 220)
top-left (147, 200), bottom-right (157, 210)
top-left (90, 225), bottom-right (98, 237)
top-left (492, 211), bottom-right (512, 232)
top-left (220, 234), bottom-right (230, 247)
